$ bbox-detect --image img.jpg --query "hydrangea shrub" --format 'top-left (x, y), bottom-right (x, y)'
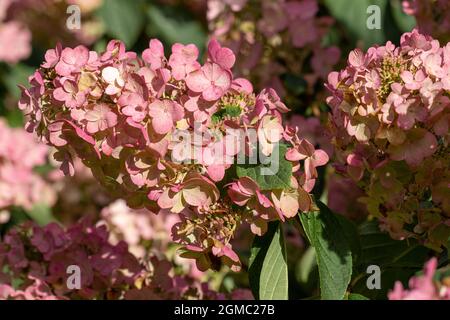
top-left (5, 1), bottom-right (449, 301)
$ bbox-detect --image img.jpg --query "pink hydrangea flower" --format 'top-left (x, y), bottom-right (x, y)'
top-left (148, 99), bottom-right (184, 135)
top-left (19, 38), bottom-right (325, 272)
top-left (55, 45), bottom-right (89, 76)
top-left (142, 39), bottom-right (165, 70)
top-left (186, 62), bottom-right (232, 101)
top-left (53, 78), bottom-right (86, 108)
top-left (84, 103), bottom-right (118, 134)
top-left (326, 29), bottom-right (450, 245)
top-left (169, 43), bottom-right (201, 80)
top-left (389, 258), bottom-right (450, 300)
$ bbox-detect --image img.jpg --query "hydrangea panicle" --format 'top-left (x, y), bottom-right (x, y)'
top-left (19, 37), bottom-right (328, 271)
top-left (326, 29), bottom-right (450, 249)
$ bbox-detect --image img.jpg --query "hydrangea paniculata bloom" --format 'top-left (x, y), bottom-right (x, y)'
top-left (0, 219), bottom-right (142, 300)
top-left (326, 30), bottom-right (450, 249)
top-left (19, 38), bottom-right (328, 271)
top-left (0, 217), bottom-right (251, 300)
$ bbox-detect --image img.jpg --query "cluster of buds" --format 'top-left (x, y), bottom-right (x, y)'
top-left (0, 219), bottom-right (142, 300)
top-left (402, 0), bottom-right (450, 43)
top-left (326, 30), bottom-right (450, 249)
top-left (0, 119), bottom-right (56, 220)
top-left (207, 0), bottom-right (340, 108)
top-left (18, 38), bottom-right (328, 271)
top-left (389, 258), bottom-right (450, 300)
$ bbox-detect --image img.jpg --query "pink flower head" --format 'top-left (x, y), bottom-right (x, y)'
top-left (257, 115), bottom-right (283, 156)
top-left (227, 176), bottom-right (260, 206)
top-left (186, 62), bottom-right (231, 101)
top-left (148, 99), bottom-right (184, 135)
top-left (119, 92), bottom-right (148, 123)
top-left (84, 103), bottom-right (118, 134)
top-left (207, 39), bottom-right (236, 70)
top-left (169, 43), bottom-right (201, 80)
top-left (142, 39), bottom-right (165, 70)
top-left (286, 139), bottom-right (329, 179)
top-left (158, 174), bottom-right (220, 213)
top-left (53, 78), bottom-right (86, 109)
top-left (55, 45), bottom-right (89, 76)
top-left (256, 88), bottom-right (290, 115)
top-left (388, 129), bottom-right (437, 167)
top-left (42, 43), bottom-right (63, 68)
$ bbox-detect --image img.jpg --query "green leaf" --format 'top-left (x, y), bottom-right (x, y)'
top-left (98, 0), bottom-right (145, 47)
top-left (351, 220), bottom-right (430, 299)
top-left (295, 246), bottom-right (319, 292)
top-left (27, 203), bottom-right (55, 226)
top-left (146, 5), bottom-right (207, 52)
top-left (324, 0), bottom-right (388, 49)
top-left (2, 63), bottom-right (34, 99)
top-left (249, 222), bottom-right (289, 300)
top-left (346, 293), bottom-right (369, 300)
top-left (236, 144), bottom-right (292, 190)
top-left (296, 246), bottom-right (317, 285)
top-left (390, 0), bottom-right (416, 32)
top-left (299, 201), bottom-right (358, 300)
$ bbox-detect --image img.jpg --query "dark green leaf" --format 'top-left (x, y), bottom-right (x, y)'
top-left (390, 0), bottom-right (416, 32)
top-left (146, 5), bottom-right (206, 52)
top-left (249, 222), bottom-right (289, 300)
top-left (351, 220), bottom-right (430, 299)
top-left (98, 0), bottom-right (145, 47)
top-left (324, 0), bottom-right (387, 49)
top-left (2, 63), bottom-right (34, 99)
top-left (299, 201), bottom-right (358, 300)
top-left (236, 144), bottom-right (292, 190)
top-left (346, 293), bottom-right (369, 300)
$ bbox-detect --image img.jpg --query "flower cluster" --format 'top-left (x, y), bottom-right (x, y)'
top-left (326, 30), bottom-right (450, 249)
top-left (389, 257), bottom-right (450, 300)
top-left (99, 199), bottom-right (177, 258)
top-left (402, 0), bottom-right (450, 43)
top-left (0, 119), bottom-right (56, 219)
top-left (0, 219), bottom-right (143, 300)
top-left (100, 200), bottom-right (252, 299)
top-left (125, 255), bottom-right (253, 300)
top-left (0, 217), bottom-right (245, 300)
top-left (207, 0), bottom-right (340, 109)
top-left (19, 38), bottom-right (328, 271)
top-left (0, 0), bottom-right (31, 63)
